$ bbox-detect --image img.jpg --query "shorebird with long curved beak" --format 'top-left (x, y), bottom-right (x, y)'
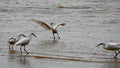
top-left (31, 19), bottom-right (65, 40)
top-left (96, 43), bottom-right (120, 58)
top-left (15, 33), bottom-right (37, 55)
top-left (7, 34), bottom-right (26, 50)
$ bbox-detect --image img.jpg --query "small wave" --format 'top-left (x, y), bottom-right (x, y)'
top-left (57, 5), bottom-right (91, 9)
top-left (32, 55), bottom-right (120, 63)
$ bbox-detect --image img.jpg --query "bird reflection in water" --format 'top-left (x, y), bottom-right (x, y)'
top-left (113, 59), bottom-right (120, 68)
top-left (103, 59), bottom-right (120, 68)
top-left (19, 55), bottom-right (31, 67)
top-left (8, 50), bottom-right (32, 68)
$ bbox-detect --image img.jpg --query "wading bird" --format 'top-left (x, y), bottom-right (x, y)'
top-left (96, 43), bottom-right (120, 58)
top-left (8, 34), bottom-right (26, 50)
top-left (15, 33), bottom-right (37, 55)
top-left (31, 19), bottom-right (65, 40)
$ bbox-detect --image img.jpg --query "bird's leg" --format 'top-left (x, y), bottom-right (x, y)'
top-left (52, 32), bottom-right (55, 40)
top-left (56, 32), bottom-right (60, 39)
top-left (20, 46), bottom-right (23, 55)
top-left (117, 50), bottom-right (120, 54)
top-left (116, 50), bottom-right (120, 57)
top-left (11, 45), bottom-right (14, 50)
top-left (24, 46), bottom-right (29, 54)
top-left (9, 44), bottom-right (11, 50)
top-left (114, 50), bottom-right (118, 58)
top-left (114, 50), bottom-right (117, 54)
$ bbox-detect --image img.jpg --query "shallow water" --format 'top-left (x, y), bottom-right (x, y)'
top-left (0, 0), bottom-right (120, 68)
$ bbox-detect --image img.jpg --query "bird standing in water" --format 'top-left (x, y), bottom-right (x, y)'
top-left (15, 33), bottom-right (37, 55)
top-left (8, 34), bottom-right (26, 50)
top-left (31, 19), bottom-right (65, 40)
top-left (96, 43), bottom-right (120, 58)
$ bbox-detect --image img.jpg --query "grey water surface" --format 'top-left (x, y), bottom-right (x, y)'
top-left (0, 0), bottom-right (120, 68)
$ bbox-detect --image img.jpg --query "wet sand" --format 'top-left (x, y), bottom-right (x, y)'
top-left (0, 0), bottom-right (120, 68)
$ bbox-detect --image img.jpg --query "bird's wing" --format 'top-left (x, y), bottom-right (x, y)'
top-left (31, 19), bottom-right (51, 30)
top-left (55, 23), bottom-right (65, 29)
top-left (15, 38), bottom-right (29, 45)
top-left (108, 45), bottom-right (120, 49)
top-left (108, 43), bottom-right (120, 46)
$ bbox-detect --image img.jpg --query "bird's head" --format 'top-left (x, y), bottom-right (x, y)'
top-left (96, 43), bottom-right (105, 47)
top-left (9, 37), bottom-right (16, 40)
top-left (31, 33), bottom-right (37, 38)
top-left (50, 22), bottom-right (54, 26)
top-left (12, 37), bottom-right (16, 39)
top-left (61, 23), bottom-right (66, 26)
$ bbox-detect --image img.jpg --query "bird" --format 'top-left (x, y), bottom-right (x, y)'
top-left (31, 19), bottom-right (65, 40)
top-left (15, 33), bottom-right (37, 55)
top-left (96, 43), bottom-right (120, 58)
top-left (7, 34), bottom-right (26, 50)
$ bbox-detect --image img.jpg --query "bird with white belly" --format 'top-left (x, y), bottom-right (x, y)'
top-left (15, 33), bottom-right (37, 55)
top-left (8, 34), bottom-right (26, 50)
top-left (31, 19), bottom-right (65, 40)
top-left (96, 43), bottom-right (120, 58)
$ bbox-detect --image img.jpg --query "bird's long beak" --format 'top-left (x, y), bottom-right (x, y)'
top-left (96, 44), bottom-right (102, 47)
top-left (31, 33), bottom-right (37, 38)
top-left (34, 34), bottom-right (37, 38)
top-left (96, 45), bottom-right (100, 47)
